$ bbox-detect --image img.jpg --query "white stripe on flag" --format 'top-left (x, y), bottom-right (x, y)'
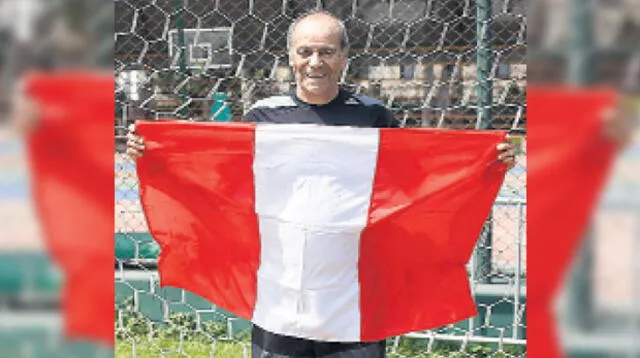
top-left (252, 124), bottom-right (380, 341)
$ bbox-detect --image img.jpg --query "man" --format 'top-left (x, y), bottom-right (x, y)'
top-left (125, 10), bottom-right (516, 358)
top-left (127, 10), bottom-right (519, 357)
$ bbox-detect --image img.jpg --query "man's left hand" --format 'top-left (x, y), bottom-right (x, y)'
top-left (602, 99), bottom-right (637, 150)
top-left (497, 136), bottom-right (517, 171)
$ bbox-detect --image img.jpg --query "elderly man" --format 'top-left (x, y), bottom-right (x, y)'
top-left (127, 10), bottom-right (518, 358)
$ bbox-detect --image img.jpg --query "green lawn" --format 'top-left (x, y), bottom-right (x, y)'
top-left (115, 337), bottom-right (524, 358)
top-left (116, 338), bottom-right (247, 357)
top-left (115, 306), bottom-right (524, 357)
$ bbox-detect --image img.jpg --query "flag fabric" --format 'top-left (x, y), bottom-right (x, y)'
top-left (25, 71), bottom-right (114, 346)
top-left (528, 86), bottom-right (618, 358)
top-left (136, 121), bottom-right (507, 342)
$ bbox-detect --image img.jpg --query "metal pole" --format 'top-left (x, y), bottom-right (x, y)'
top-left (475, 0), bottom-right (494, 285)
top-left (174, 0), bottom-right (189, 118)
top-left (565, 0), bottom-right (595, 331)
top-left (513, 201), bottom-right (524, 340)
top-left (567, 0), bottom-right (593, 86)
top-left (476, 0), bottom-right (493, 130)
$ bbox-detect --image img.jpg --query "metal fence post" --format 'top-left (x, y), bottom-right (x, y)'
top-left (565, 0), bottom-right (595, 331)
top-left (567, 0), bottom-right (593, 86)
top-left (174, 0), bottom-right (189, 118)
top-left (475, 0), bottom-right (494, 285)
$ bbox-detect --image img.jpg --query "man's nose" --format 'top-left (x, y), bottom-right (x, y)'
top-left (308, 52), bottom-right (322, 67)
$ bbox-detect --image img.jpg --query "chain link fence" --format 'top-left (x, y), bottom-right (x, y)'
top-left (115, 0), bottom-right (527, 356)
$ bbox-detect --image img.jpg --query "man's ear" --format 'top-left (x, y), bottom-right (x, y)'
top-left (340, 49), bottom-right (350, 68)
top-left (340, 48), bottom-right (349, 69)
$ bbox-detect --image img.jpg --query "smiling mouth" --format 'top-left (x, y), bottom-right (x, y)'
top-left (306, 74), bottom-right (327, 79)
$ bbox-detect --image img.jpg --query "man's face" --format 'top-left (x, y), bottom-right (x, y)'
top-left (289, 15), bottom-right (348, 103)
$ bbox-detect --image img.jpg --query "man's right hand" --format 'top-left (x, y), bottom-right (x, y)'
top-left (10, 80), bottom-right (41, 135)
top-left (126, 124), bottom-right (145, 159)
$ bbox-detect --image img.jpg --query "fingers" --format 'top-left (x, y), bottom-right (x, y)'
top-left (126, 132), bottom-right (144, 147)
top-left (498, 152), bottom-right (516, 170)
top-left (126, 131), bottom-right (144, 145)
top-left (496, 142), bottom-right (511, 151)
top-left (128, 140), bottom-right (145, 152)
top-left (11, 93), bottom-right (41, 134)
top-left (126, 123), bottom-right (145, 159)
top-left (602, 105), bottom-right (634, 149)
top-left (126, 147), bottom-right (144, 160)
top-left (126, 147), bottom-right (141, 159)
top-left (496, 140), bottom-right (517, 170)
top-left (497, 148), bottom-right (515, 161)
top-left (496, 140), bottom-right (517, 154)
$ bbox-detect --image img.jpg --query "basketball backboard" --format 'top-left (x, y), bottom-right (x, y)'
top-left (168, 27), bottom-right (232, 70)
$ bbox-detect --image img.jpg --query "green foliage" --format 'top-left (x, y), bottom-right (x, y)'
top-left (386, 337), bottom-right (526, 358)
top-left (115, 304), bottom-right (526, 357)
top-left (115, 297), bottom-right (151, 339)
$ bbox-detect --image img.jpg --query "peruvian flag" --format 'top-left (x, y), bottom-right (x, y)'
top-left (136, 121), bottom-right (508, 342)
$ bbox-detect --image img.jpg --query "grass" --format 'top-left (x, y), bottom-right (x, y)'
top-left (115, 298), bottom-right (525, 357)
top-left (115, 336), bottom-right (525, 358)
top-left (115, 338), bottom-right (247, 357)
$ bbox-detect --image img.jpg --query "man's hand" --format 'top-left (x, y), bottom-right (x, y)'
top-left (10, 89), bottom-right (40, 134)
top-left (126, 124), bottom-right (145, 159)
top-left (602, 100), bottom-right (637, 150)
top-left (497, 136), bottom-right (518, 171)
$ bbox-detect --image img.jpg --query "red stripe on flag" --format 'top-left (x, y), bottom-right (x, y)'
top-left (359, 128), bottom-right (508, 341)
top-left (527, 87), bottom-right (617, 358)
top-left (25, 71), bottom-right (114, 346)
top-left (136, 122), bottom-right (261, 320)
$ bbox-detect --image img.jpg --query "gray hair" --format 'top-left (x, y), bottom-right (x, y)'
top-left (286, 10), bottom-right (349, 52)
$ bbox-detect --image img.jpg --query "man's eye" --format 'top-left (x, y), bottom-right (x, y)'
top-left (320, 49), bottom-right (336, 56)
top-left (297, 49), bottom-right (312, 57)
